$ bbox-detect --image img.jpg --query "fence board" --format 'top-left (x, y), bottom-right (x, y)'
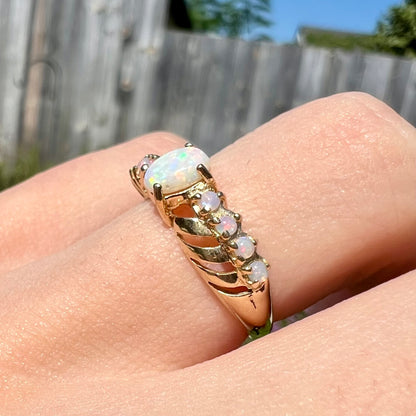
top-left (384, 58), bottom-right (412, 113)
top-left (401, 60), bottom-right (416, 126)
top-left (330, 50), bottom-right (362, 93)
top-left (247, 43), bottom-right (302, 131)
top-left (223, 38), bottom-right (257, 144)
top-left (0, 0), bottom-right (415, 164)
top-left (46, 0), bottom-right (122, 160)
top-left (192, 35), bottom-right (241, 153)
top-left (292, 47), bottom-right (334, 108)
top-left (0, 0), bottom-right (34, 163)
top-left (359, 53), bottom-right (396, 100)
top-left (120, 0), bottom-right (168, 140)
top-left (157, 30), bottom-right (201, 139)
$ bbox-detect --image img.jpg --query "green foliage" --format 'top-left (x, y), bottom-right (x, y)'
top-left (186, 0), bottom-right (272, 40)
top-left (300, 1), bottom-right (416, 57)
top-left (375, 0), bottom-right (416, 57)
top-left (0, 147), bottom-right (43, 192)
top-left (303, 31), bottom-right (378, 52)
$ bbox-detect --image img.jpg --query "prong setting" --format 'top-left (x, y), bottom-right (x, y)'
top-left (196, 163), bottom-right (215, 185)
top-left (130, 145), bottom-right (271, 337)
top-left (208, 217), bottom-right (221, 225)
top-left (153, 183), bottom-right (163, 201)
top-left (221, 230), bottom-right (230, 239)
top-left (228, 241), bottom-right (238, 249)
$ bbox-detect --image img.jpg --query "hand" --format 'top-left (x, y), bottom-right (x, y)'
top-left (1, 92), bottom-right (415, 415)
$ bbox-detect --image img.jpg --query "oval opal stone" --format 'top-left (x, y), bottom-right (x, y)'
top-left (144, 147), bottom-right (209, 194)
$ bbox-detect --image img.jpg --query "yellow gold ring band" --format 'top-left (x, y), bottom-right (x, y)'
top-left (130, 143), bottom-right (273, 342)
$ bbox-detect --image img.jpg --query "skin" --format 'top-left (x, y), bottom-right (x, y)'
top-left (0, 92), bottom-right (416, 414)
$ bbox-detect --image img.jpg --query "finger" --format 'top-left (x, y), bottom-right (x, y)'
top-left (0, 132), bottom-right (185, 274)
top-left (133, 269), bottom-right (416, 416)
top-left (7, 269), bottom-right (416, 414)
top-left (1, 92), bottom-right (416, 377)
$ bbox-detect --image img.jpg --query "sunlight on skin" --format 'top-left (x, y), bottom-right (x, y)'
top-left (1, 92), bottom-right (416, 414)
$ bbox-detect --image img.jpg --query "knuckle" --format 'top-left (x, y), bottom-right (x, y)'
top-left (257, 91), bottom-right (416, 230)
top-left (325, 92), bottom-right (414, 168)
top-left (291, 92), bottom-right (416, 186)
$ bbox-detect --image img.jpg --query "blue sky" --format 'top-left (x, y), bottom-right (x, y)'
top-left (263, 0), bottom-right (403, 43)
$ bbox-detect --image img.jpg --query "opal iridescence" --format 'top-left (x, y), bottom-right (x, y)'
top-left (198, 191), bottom-right (221, 212)
top-left (249, 260), bottom-right (268, 282)
top-left (144, 147), bottom-right (209, 194)
top-left (233, 236), bottom-right (255, 259)
top-left (215, 215), bottom-right (238, 236)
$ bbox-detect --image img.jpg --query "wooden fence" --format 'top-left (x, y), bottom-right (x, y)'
top-left (0, 0), bottom-right (415, 165)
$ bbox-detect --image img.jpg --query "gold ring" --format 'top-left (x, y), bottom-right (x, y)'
top-left (130, 143), bottom-right (273, 342)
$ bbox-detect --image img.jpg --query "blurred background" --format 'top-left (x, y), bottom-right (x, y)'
top-left (0, 0), bottom-right (415, 190)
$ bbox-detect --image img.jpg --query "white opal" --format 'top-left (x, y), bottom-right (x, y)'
top-left (198, 191), bottom-right (220, 212)
top-left (215, 215), bottom-right (238, 236)
top-left (144, 147), bottom-right (209, 194)
top-left (249, 260), bottom-right (268, 282)
top-left (233, 236), bottom-right (255, 259)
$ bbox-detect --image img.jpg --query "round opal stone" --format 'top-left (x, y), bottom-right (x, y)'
top-left (233, 236), bottom-right (255, 259)
top-left (215, 215), bottom-right (237, 236)
top-left (198, 191), bottom-right (220, 212)
top-left (144, 147), bottom-right (209, 194)
top-left (249, 260), bottom-right (268, 282)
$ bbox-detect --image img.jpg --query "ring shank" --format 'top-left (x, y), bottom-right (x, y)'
top-left (131, 146), bottom-right (273, 342)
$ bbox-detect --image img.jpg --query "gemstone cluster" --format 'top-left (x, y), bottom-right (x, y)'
top-left (193, 186), bottom-right (268, 284)
top-left (136, 146), bottom-right (269, 285)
